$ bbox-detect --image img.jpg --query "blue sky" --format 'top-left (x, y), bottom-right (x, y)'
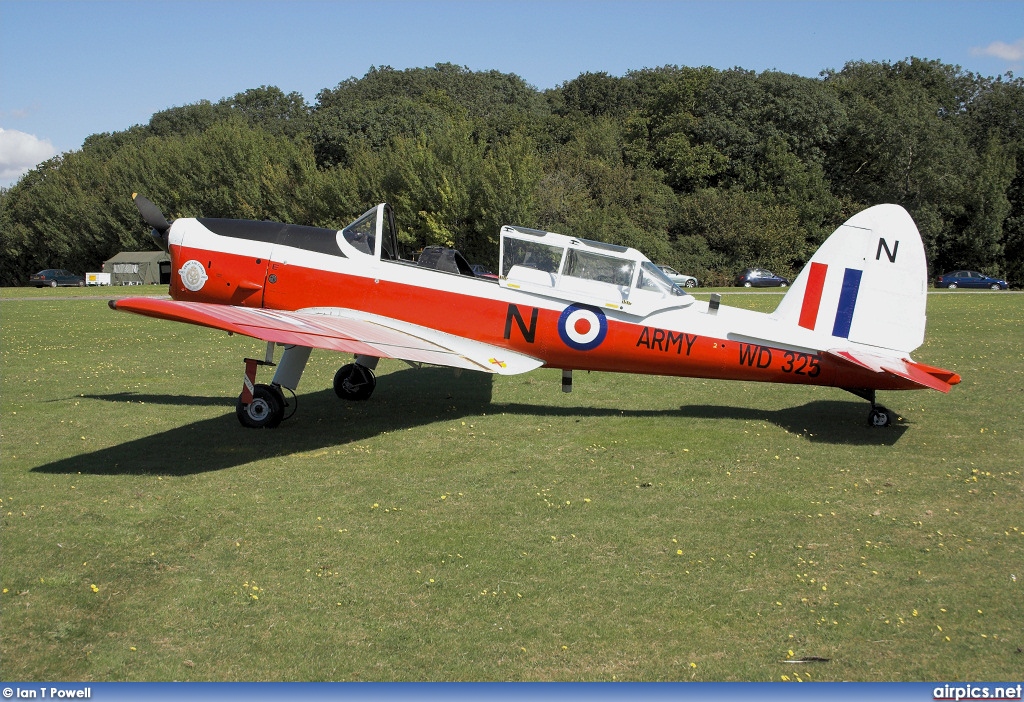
top-left (2, 0), bottom-right (1023, 187)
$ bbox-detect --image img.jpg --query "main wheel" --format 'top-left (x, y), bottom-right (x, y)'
top-left (868, 406), bottom-right (892, 428)
top-left (236, 384), bottom-right (285, 428)
top-left (334, 363), bottom-right (376, 401)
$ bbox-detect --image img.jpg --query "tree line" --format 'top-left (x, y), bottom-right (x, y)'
top-left (2, 59), bottom-right (1022, 287)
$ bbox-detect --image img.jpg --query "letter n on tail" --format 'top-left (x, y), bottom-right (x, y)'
top-left (876, 238), bottom-right (899, 263)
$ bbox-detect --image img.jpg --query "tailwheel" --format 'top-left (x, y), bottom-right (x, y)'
top-left (334, 363), bottom-right (376, 401)
top-left (845, 388), bottom-right (896, 428)
top-left (868, 405), bottom-right (893, 428)
top-left (236, 383), bottom-right (285, 429)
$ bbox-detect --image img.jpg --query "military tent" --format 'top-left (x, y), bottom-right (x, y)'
top-left (103, 251), bottom-right (171, 285)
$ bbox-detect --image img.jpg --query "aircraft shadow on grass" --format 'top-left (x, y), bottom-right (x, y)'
top-left (34, 368), bottom-right (906, 476)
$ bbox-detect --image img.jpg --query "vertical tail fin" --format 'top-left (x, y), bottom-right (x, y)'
top-left (772, 204), bottom-right (928, 354)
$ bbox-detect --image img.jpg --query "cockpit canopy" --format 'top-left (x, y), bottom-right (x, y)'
top-left (334, 206), bottom-right (693, 316)
top-left (340, 204), bottom-right (400, 260)
top-left (499, 225), bottom-right (693, 315)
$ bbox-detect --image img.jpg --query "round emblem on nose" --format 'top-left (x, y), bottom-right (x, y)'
top-left (179, 259), bottom-right (209, 292)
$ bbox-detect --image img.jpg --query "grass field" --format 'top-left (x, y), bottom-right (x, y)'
top-left (1, 288), bottom-right (1021, 681)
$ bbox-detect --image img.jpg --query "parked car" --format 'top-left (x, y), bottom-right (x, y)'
top-left (736, 268), bottom-right (789, 288)
top-left (29, 269), bottom-right (85, 287)
top-left (935, 270), bottom-right (1008, 290)
top-left (655, 265), bottom-right (698, 288)
top-left (470, 263), bottom-right (498, 280)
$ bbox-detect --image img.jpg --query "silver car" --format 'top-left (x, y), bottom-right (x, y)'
top-left (656, 265), bottom-right (698, 288)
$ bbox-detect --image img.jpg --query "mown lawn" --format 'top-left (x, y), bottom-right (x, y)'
top-left (1, 289), bottom-right (1021, 681)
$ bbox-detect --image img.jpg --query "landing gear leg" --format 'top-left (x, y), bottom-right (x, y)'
top-left (846, 388), bottom-right (893, 428)
top-left (235, 343), bottom-right (309, 428)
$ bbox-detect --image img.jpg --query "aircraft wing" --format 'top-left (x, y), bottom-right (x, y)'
top-left (823, 349), bottom-right (961, 393)
top-left (109, 298), bottom-right (544, 375)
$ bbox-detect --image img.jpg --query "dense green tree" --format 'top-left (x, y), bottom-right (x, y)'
top-left (148, 100), bottom-right (232, 138)
top-left (310, 63), bottom-right (545, 169)
top-left (822, 59), bottom-right (983, 268)
top-left (227, 86), bottom-right (310, 139)
top-left (675, 188), bottom-right (805, 282)
top-left (383, 120), bottom-right (483, 251)
top-left (965, 74), bottom-right (1024, 281)
top-left (555, 71), bottom-right (640, 119)
top-left (473, 129), bottom-right (543, 266)
top-left (3, 59), bottom-right (1023, 287)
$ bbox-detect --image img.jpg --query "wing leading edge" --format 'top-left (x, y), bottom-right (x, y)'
top-left (109, 297), bottom-right (543, 375)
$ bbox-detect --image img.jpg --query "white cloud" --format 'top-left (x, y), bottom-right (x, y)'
top-left (0, 127), bottom-right (58, 187)
top-left (971, 38), bottom-right (1024, 62)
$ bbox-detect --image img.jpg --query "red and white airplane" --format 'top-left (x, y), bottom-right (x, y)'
top-left (112, 195), bottom-right (960, 429)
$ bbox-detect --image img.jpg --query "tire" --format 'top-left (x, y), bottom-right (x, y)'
top-left (780, 282), bottom-right (788, 288)
top-left (991, 283), bottom-right (1001, 290)
top-left (743, 282), bottom-right (752, 288)
top-left (684, 279), bottom-right (696, 288)
top-left (50, 280), bottom-right (57, 288)
top-left (868, 407), bottom-right (892, 428)
top-left (333, 363), bottom-right (376, 401)
top-left (236, 384), bottom-right (284, 428)
top-left (948, 283), bottom-right (957, 289)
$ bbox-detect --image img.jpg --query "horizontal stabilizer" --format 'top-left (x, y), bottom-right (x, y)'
top-left (824, 349), bottom-right (960, 393)
top-left (109, 298), bottom-right (543, 375)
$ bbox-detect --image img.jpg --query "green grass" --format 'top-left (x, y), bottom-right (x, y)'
top-left (2, 284), bottom-right (170, 299)
top-left (1, 289), bottom-right (1021, 681)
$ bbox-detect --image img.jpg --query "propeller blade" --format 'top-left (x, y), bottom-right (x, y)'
top-left (132, 193), bottom-right (171, 233)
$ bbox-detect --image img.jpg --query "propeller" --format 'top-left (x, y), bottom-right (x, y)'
top-left (133, 193), bottom-right (171, 252)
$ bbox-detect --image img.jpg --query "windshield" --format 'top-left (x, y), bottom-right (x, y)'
top-left (637, 261), bottom-right (686, 296)
top-left (342, 207), bottom-right (377, 256)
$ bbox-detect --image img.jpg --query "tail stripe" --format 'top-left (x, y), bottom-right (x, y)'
top-left (832, 268), bottom-right (863, 338)
top-left (798, 262), bottom-right (829, 330)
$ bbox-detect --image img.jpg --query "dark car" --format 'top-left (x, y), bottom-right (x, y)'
top-left (736, 268), bottom-right (789, 288)
top-left (935, 270), bottom-right (1008, 290)
top-left (29, 269), bottom-right (85, 287)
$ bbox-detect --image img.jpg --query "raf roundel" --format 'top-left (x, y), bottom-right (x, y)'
top-left (179, 259), bottom-right (209, 292)
top-left (557, 303), bottom-right (608, 351)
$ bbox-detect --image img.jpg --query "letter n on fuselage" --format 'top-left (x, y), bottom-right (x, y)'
top-left (504, 304), bottom-right (538, 343)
